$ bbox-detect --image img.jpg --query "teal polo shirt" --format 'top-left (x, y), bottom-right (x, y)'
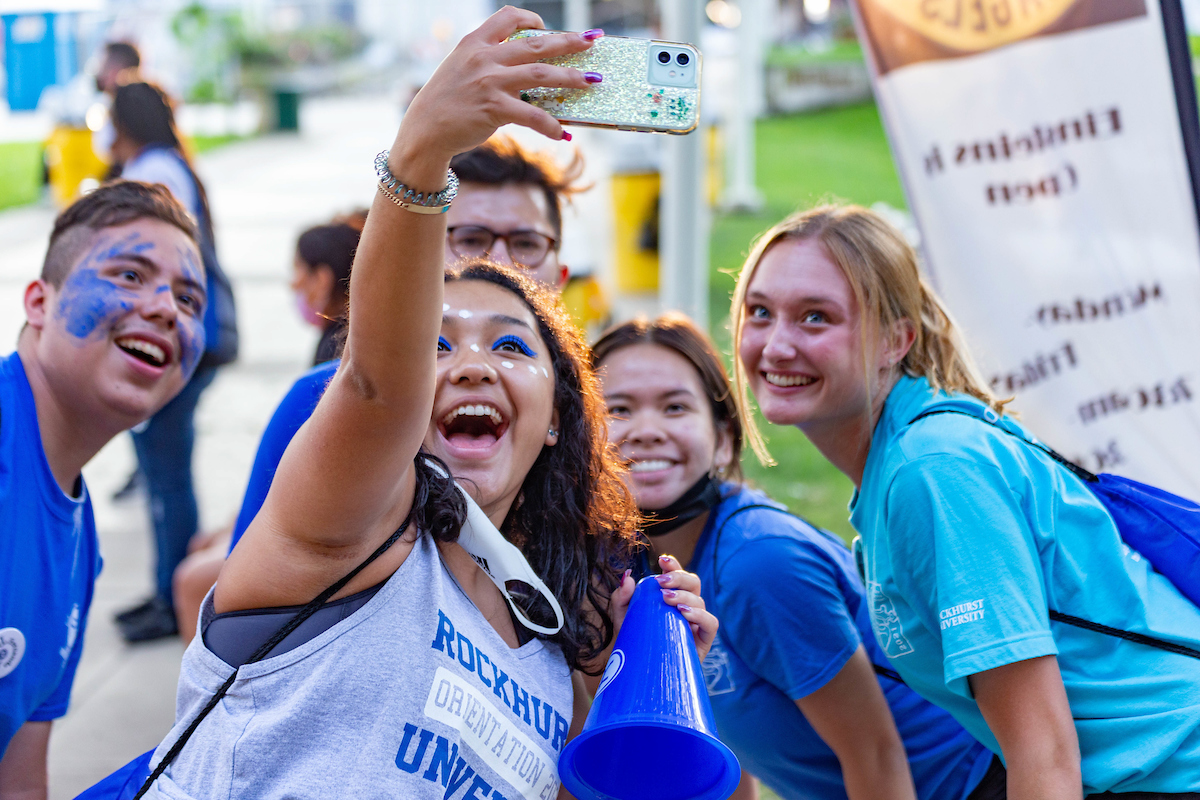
top-left (850, 375), bottom-right (1200, 794)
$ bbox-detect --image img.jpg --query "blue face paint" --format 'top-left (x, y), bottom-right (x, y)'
top-left (177, 315), bottom-right (204, 378)
top-left (56, 268), bottom-right (136, 339)
top-left (174, 245), bottom-right (206, 377)
top-left (492, 334), bottom-right (537, 358)
top-left (55, 232), bottom-right (159, 339)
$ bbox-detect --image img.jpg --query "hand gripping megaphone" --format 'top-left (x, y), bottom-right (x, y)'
top-left (558, 577), bottom-right (741, 800)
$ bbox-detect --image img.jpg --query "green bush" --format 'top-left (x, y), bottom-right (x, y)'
top-left (0, 143), bottom-right (43, 211)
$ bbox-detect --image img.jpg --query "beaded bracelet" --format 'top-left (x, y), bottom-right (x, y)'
top-left (374, 150), bottom-right (459, 215)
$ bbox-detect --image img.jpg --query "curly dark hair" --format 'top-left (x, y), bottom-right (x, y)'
top-left (441, 260), bottom-right (640, 673)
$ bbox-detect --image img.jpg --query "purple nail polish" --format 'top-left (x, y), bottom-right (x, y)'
top-left (663, 589), bottom-right (677, 598)
top-left (561, 130), bottom-right (573, 142)
top-left (679, 604), bottom-right (692, 613)
top-left (584, 72), bottom-right (603, 84)
top-left (582, 28), bottom-right (604, 41)
top-left (655, 574), bottom-right (670, 585)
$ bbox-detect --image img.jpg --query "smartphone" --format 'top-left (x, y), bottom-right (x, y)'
top-left (508, 30), bottom-right (701, 135)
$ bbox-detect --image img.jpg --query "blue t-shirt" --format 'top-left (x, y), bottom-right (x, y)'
top-left (687, 484), bottom-right (993, 800)
top-left (0, 353), bottom-right (102, 756)
top-left (230, 360), bottom-right (338, 549)
top-left (851, 375), bottom-right (1200, 794)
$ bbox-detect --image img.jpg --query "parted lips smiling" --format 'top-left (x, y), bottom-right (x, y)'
top-left (439, 403), bottom-right (509, 439)
top-left (763, 372), bottom-right (816, 387)
top-left (115, 333), bottom-right (172, 368)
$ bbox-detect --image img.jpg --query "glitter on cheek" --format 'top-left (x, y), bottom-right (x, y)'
top-left (56, 268), bottom-right (136, 339)
top-left (528, 365), bottom-right (538, 375)
top-left (541, 367), bottom-right (549, 378)
top-left (501, 361), bottom-right (514, 369)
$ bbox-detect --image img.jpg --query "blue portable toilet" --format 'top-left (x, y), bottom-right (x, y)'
top-left (2, 6), bottom-right (81, 111)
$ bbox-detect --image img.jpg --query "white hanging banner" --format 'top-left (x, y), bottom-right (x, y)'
top-left (851, 0), bottom-right (1200, 496)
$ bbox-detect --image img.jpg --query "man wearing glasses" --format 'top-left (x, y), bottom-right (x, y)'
top-left (445, 135), bottom-right (584, 290)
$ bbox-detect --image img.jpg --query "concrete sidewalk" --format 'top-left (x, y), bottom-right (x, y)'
top-left (0, 90), bottom-right (622, 797)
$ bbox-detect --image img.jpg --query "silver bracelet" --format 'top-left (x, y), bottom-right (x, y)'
top-left (374, 150), bottom-right (458, 214)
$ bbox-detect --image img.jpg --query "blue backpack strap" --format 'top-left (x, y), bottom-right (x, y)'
top-left (909, 402), bottom-right (1097, 483)
top-left (710, 503), bottom-right (907, 684)
top-left (905, 404), bottom-right (1200, 662)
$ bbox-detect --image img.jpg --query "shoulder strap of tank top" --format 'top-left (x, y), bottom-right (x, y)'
top-left (710, 503), bottom-right (906, 684)
top-left (134, 506), bottom-right (417, 798)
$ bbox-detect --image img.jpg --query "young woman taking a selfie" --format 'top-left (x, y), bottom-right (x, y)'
top-left (133, 10), bottom-right (716, 798)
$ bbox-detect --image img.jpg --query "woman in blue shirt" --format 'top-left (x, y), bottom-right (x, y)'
top-left (592, 313), bottom-right (1000, 800)
top-left (730, 204), bottom-right (1200, 797)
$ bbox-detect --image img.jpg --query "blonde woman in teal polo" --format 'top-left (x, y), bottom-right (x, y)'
top-left (730, 204), bottom-right (1200, 799)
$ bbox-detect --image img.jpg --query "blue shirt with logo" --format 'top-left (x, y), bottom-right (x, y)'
top-left (0, 353), bottom-right (102, 756)
top-left (230, 359), bottom-right (338, 551)
top-left (851, 375), bottom-right (1200, 794)
top-left (687, 483), bottom-right (993, 800)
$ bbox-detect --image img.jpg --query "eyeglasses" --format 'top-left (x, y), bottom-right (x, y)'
top-left (447, 226), bottom-right (559, 268)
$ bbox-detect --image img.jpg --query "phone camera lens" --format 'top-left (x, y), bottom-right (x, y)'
top-left (676, 52), bottom-right (690, 66)
top-left (657, 51), bottom-right (671, 64)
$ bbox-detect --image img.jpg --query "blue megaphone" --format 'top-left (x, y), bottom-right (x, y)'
top-left (558, 577), bottom-right (741, 800)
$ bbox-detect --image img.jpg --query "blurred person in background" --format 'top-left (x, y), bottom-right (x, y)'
top-left (96, 41), bottom-right (141, 96)
top-left (291, 221), bottom-right (362, 366)
top-left (91, 41), bottom-right (142, 169)
top-left (107, 81), bottom-right (239, 644)
top-left (172, 211), bottom-right (364, 643)
top-left (170, 138), bottom-right (586, 642)
top-left (593, 313), bottom-right (1003, 800)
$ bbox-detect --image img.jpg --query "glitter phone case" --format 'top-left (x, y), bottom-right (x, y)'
top-left (509, 30), bottom-right (701, 135)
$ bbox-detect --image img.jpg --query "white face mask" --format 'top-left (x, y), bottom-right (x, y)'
top-left (455, 485), bottom-right (565, 635)
top-left (425, 458), bottom-right (564, 634)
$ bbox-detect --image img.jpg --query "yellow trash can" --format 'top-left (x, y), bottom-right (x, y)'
top-left (611, 171), bottom-right (660, 294)
top-left (44, 125), bottom-right (108, 207)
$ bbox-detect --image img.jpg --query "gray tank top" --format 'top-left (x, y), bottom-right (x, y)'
top-left (145, 533), bottom-right (574, 800)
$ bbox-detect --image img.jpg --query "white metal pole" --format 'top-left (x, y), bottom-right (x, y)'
top-left (721, 0), bottom-right (765, 211)
top-left (564, 0), bottom-right (590, 33)
top-left (660, 0), bottom-right (710, 328)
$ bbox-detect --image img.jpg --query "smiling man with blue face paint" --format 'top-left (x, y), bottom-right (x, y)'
top-left (0, 180), bottom-right (204, 798)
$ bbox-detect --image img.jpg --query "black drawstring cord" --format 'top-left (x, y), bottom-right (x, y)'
top-left (133, 510), bottom-right (414, 798)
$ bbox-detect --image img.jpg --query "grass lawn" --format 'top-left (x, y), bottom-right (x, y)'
top-left (189, 133), bottom-right (247, 154)
top-left (708, 102), bottom-right (905, 543)
top-left (0, 142), bottom-right (44, 211)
